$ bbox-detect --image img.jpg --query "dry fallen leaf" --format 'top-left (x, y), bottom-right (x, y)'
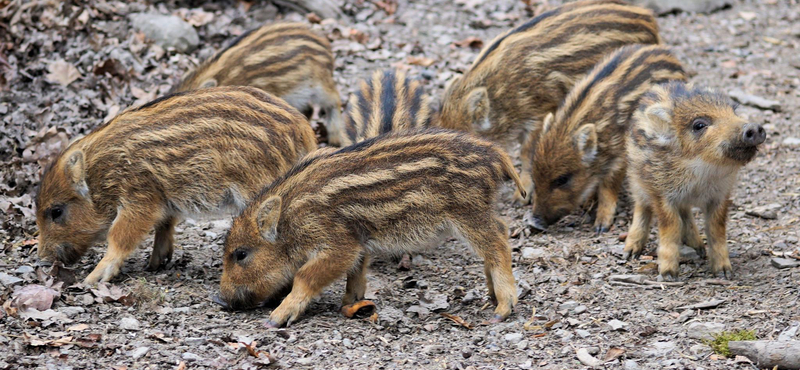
top-left (46, 60), bottom-right (81, 87)
top-left (67, 323), bottom-right (89, 332)
top-left (440, 313), bottom-right (473, 329)
top-left (306, 12), bottom-right (322, 23)
top-left (341, 300), bottom-right (377, 318)
top-left (10, 284), bottom-right (61, 311)
top-left (407, 56), bottom-right (435, 67)
top-left (453, 36), bottom-right (483, 49)
top-left (603, 347), bottom-right (625, 362)
top-left (374, 0), bottom-right (398, 15)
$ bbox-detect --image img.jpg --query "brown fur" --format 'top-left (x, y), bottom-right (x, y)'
top-left (217, 129), bottom-right (527, 327)
top-left (437, 0), bottom-right (661, 203)
top-left (339, 69), bottom-right (435, 146)
top-left (624, 82), bottom-right (765, 279)
top-left (35, 87), bottom-right (317, 284)
top-left (172, 22), bottom-right (343, 145)
top-left (529, 45), bottom-right (686, 233)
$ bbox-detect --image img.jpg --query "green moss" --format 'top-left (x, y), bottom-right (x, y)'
top-left (704, 330), bottom-right (757, 357)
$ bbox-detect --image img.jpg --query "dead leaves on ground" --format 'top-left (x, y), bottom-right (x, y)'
top-left (453, 36), bottom-right (483, 49)
top-left (91, 283), bottom-right (135, 305)
top-left (440, 313), bottom-right (473, 329)
top-left (45, 60), bottom-right (81, 87)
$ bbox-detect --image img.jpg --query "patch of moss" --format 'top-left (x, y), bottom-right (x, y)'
top-left (129, 277), bottom-right (166, 310)
top-left (704, 329), bottom-right (757, 357)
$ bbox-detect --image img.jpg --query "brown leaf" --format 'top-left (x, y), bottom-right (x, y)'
top-left (603, 347), bottom-right (625, 362)
top-left (306, 13), bottom-right (322, 23)
top-left (407, 56), bottom-right (435, 67)
top-left (341, 300), bottom-right (377, 318)
top-left (10, 284), bottom-right (60, 311)
top-left (349, 29), bottom-right (369, 44)
top-left (453, 36), bottom-right (483, 49)
top-left (90, 283), bottom-right (132, 303)
top-left (46, 60), bottom-right (81, 87)
top-left (67, 324), bottom-right (89, 332)
top-left (374, 0), bottom-right (398, 15)
top-left (440, 313), bottom-right (473, 329)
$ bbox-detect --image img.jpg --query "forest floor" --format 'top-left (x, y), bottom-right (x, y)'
top-left (1, 0), bottom-right (799, 369)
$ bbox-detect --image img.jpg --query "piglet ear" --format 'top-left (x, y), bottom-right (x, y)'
top-left (200, 78), bottom-right (218, 89)
top-left (575, 124), bottom-right (598, 165)
top-left (64, 150), bottom-right (89, 198)
top-left (466, 87), bottom-right (490, 131)
top-left (256, 195), bottom-right (282, 242)
top-left (645, 104), bottom-right (672, 127)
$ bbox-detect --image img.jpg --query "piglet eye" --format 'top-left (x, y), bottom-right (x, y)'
top-left (233, 248), bottom-right (248, 262)
top-left (49, 205), bottom-right (64, 222)
top-left (692, 118), bottom-right (709, 132)
top-left (552, 174), bottom-right (572, 188)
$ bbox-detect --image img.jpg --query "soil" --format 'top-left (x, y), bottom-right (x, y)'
top-left (1, 0), bottom-right (799, 369)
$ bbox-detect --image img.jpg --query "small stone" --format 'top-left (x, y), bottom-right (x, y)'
top-left (342, 338), bottom-right (353, 348)
top-left (516, 340), bottom-right (528, 350)
top-left (632, 0), bottom-right (731, 14)
top-left (559, 300), bottom-right (579, 311)
top-left (119, 317), bottom-right (141, 331)
top-left (782, 137), bottom-right (800, 147)
top-left (771, 258), bottom-right (800, 269)
top-left (203, 231), bottom-right (218, 239)
top-left (184, 337), bottom-right (205, 346)
top-left (128, 13), bottom-right (199, 53)
top-left (680, 246), bottom-right (700, 260)
top-left (608, 319), bottom-right (628, 331)
top-left (661, 359), bottom-right (682, 367)
top-left (461, 348), bottom-right (472, 359)
top-left (689, 344), bottom-right (710, 356)
top-left (521, 247), bottom-right (545, 259)
top-left (504, 333), bottom-right (524, 344)
top-left (587, 346), bottom-right (600, 355)
top-left (623, 360), bottom-right (640, 370)
top-left (778, 322), bottom-right (799, 341)
top-left (0, 273), bottom-right (23, 286)
top-left (15, 266), bottom-right (35, 274)
top-left (687, 322), bottom-right (726, 340)
top-left (729, 89), bottom-right (782, 111)
top-left (422, 344), bottom-right (444, 354)
top-left (182, 353), bottom-right (200, 362)
top-left (677, 309), bottom-right (695, 323)
top-left (576, 329), bottom-right (591, 338)
top-left (746, 203), bottom-right (782, 219)
top-left (57, 306), bottom-right (86, 318)
top-left (129, 347), bottom-right (150, 360)
top-left (645, 341), bottom-right (676, 357)
top-left (574, 305), bottom-right (587, 315)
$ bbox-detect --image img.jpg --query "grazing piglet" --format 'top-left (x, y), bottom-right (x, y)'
top-left (529, 45), bottom-right (686, 233)
top-left (339, 69), bottom-right (435, 146)
top-left (172, 22), bottom-right (343, 145)
top-left (624, 82), bottom-right (766, 280)
top-left (35, 87), bottom-right (317, 284)
top-left (437, 0), bottom-right (661, 202)
top-left (215, 129), bottom-right (527, 327)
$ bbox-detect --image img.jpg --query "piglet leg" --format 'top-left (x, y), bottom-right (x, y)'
top-left (705, 198), bottom-right (733, 278)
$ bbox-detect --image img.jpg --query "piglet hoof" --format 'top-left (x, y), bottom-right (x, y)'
top-left (594, 225), bottom-right (610, 234)
top-left (341, 300), bottom-right (376, 319)
top-left (264, 320), bottom-right (282, 329)
top-left (397, 253), bottom-right (412, 271)
top-left (488, 314), bottom-right (505, 324)
top-left (656, 273), bottom-right (678, 282)
top-left (622, 250), bottom-right (639, 261)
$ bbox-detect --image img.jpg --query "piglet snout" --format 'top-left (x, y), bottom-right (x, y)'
top-left (742, 123), bottom-right (766, 146)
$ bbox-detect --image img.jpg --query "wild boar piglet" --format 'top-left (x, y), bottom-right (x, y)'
top-left (216, 129), bottom-right (527, 327)
top-left (624, 82), bottom-right (766, 280)
top-left (35, 87), bottom-right (317, 284)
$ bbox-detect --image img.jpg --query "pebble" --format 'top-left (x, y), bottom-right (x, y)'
top-left (342, 338), bottom-right (353, 348)
top-left (559, 300), bottom-right (579, 311)
top-left (687, 322), bottom-right (726, 340)
top-left (778, 322), bottom-right (799, 341)
top-left (57, 306), bottom-right (86, 318)
top-left (783, 137), bottom-right (800, 147)
top-left (128, 13), bottom-right (199, 53)
top-left (182, 352), bottom-right (200, 362)
top-left (15, 265), bottom-right (35, 274)
top-left (632, 0), bottom-right (731, 14)
top-left (521, 247), bottom-right (545, 259)
top-left (516, 340), bottom-right (528, 350)
top-left (586, 346), bottom-right (600, 355)
top-left (645, 341), bottom-right (676, 357)
top-left (689, 344), bottom-right (710, 356)
top-left (729, 89), bottom-right (782, 111)
top-left (461, 348), bottom-right (472, 359)
top-left (679, 246), bottom-right (701, 260)
top-left (0, 272), bottom-right (23, 286)
top-left (771, 257), bottom-right (800, 269)
top-left (608, 319), bottom-right (628, 331)
top-left (504, 333), bottom-right (524, 344)
top-left (623, 359), bottom-right (640, 370)
top-left (576, 329), bottom-right (591, 338)
top-left (119, 317), bottom-right (141, 331)
top-left (746, 203), bottom-right (782, 219)
top-left (129, 346), bottom-right (150, 360)
top-left (184, 337), bottom-right (205, 346)
top-left (574, 305), bottom-right (587, 314)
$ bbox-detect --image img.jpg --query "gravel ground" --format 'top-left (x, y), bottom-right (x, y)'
top-left (1, 0), bottom-right (799, 369)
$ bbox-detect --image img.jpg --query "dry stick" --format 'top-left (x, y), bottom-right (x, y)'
top-left (728, 340), bottom-right (800, 370)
